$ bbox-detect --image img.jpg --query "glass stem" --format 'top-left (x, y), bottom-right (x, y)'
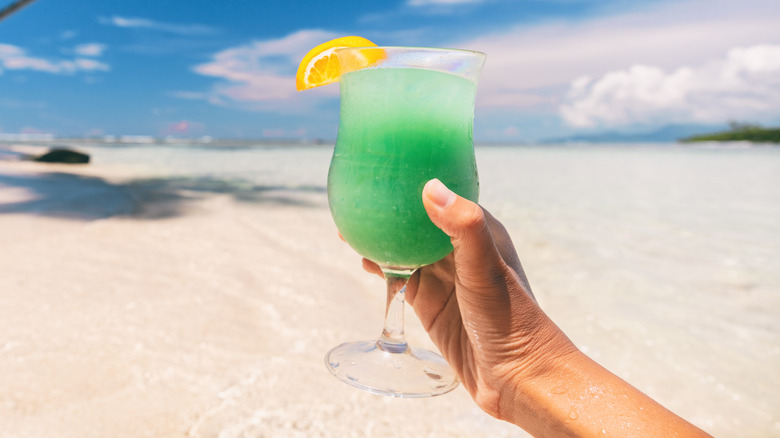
top-left (377, 272), bottom-right (411, 354)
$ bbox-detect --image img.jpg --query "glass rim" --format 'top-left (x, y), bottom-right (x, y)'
top-left (335, 46), bottom-right (486, 84)
top-left (334, 46), bottom-right (486, 58)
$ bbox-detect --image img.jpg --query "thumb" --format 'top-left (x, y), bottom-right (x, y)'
top-left (422, 179), bottom-right (505, 287)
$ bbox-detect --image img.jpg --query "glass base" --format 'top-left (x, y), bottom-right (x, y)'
top-left (325, 340), bottom-right (459, 398)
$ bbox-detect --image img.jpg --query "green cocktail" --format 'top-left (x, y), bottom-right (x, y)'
top-left (328, 67), bottom-right (479, 269)
top-left (325, 46), bottom-right (485, 397)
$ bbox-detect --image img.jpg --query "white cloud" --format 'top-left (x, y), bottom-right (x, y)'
top-left (74, 43), bottom-right (107, 57)
top-left (98, 15), bottom-right (217, 35)
top-left (0, 43), bottom-right (109, 74)
top-left (192, 30), bottom-right (340, 109)
top-left (188, 0), bottom-right (780, 129)
top-left (455, 0), bottom-right (780, 114)
top-left (71, 58), bottom-right (110, 72)
top-left (0, 44), bottom-right (23, 57)
top-left (560, 44), bottom-right (780, 127)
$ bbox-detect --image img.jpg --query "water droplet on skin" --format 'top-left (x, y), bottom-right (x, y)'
top-left (568, 408), bottom-right (578, 420)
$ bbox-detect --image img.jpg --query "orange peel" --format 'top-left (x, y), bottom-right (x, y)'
top-left (296, 36), bottom-right (383, 91)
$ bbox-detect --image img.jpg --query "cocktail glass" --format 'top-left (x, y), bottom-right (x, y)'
top-left (325, 47), bottom-right (486, 397)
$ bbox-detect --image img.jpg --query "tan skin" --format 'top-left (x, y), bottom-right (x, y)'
top-left (359, 179), bottom-right (711, 438)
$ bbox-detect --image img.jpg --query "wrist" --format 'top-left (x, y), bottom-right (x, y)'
top-left (494, 320), bottom-right (584, 432)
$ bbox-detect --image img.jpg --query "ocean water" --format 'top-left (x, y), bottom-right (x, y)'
top-left (475, 145), bottom-right (780, 436)
top-left (70, 142), bottom-right (780, 435)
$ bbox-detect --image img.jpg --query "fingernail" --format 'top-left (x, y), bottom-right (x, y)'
top-left (425, 178), bottom-right (456, 209)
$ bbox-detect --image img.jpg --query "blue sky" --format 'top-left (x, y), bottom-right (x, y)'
top-left (1, 0), bottom-right (779, 142)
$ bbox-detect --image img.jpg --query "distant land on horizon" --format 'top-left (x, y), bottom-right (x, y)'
top-left (680, 123), bottom-right (780, 143)
top-left (538, 124), bottom-right (728, 144)
top-left (541, 123), bottom-right (780, 144)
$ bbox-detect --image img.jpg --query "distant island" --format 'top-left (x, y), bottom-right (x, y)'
top-left (680, 122), bottom-right (780, 144)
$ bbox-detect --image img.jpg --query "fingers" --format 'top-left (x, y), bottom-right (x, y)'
top-left (483, 209), bottom-right (533, 295)
top-left (361, 258), bottom-right (385, 278)
top-left (422, 179), bottom-right (506, 286)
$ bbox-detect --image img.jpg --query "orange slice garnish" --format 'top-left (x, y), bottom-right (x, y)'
top-left (296, 36), bottom-right (381, 91)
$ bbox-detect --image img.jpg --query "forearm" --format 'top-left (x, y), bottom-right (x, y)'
top-left (500, 350), bottom-right (711, 437)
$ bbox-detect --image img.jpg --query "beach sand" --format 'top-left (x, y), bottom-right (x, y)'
top-left (1, 143), bottom-right (778, 437)
top-left (0, 152), bottom-right (521, 437)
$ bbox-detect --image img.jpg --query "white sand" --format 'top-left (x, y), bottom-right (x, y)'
top-left (1, 143), bottom-right (778, 437)
top-left (0, 155), bottom-right (523, 437)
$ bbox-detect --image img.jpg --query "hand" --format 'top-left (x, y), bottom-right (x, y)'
top-left (362, 179), bottom-right (710, 437)
top-left (362, 178), bottom-right (578, 419)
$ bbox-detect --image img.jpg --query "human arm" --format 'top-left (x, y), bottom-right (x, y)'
top-left (363, 178), bottom-right (710, 437)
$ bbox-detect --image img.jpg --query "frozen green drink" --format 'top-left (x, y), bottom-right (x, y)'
top-left (321, 46), bottom-right (485, 397)
top-left (328, 67), bottom-right (480, 269)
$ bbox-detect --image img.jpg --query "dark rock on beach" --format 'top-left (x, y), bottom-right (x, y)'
top-left (34, 148), bottom-right (90, 164)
